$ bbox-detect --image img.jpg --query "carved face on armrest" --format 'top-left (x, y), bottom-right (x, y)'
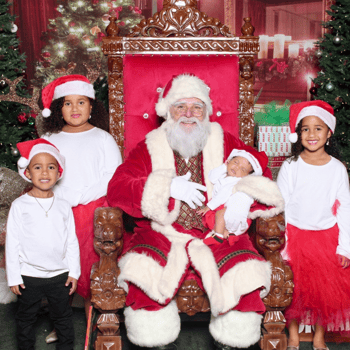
top-left (94, 207), bottom-right (124, 258)
top-left (255, 214), bottom-right (286, 257)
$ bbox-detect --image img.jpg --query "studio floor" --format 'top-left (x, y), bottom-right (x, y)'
top-left (2, 300), bottom-right (350, 350)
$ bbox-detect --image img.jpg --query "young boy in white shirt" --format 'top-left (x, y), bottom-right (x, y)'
top-left (6, 138), bottom-right (80, 350)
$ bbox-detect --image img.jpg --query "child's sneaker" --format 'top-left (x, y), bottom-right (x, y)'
top-left (203, 231), bottom-right (224, 246)
top-left (228, 234), bottom-right (239, 246)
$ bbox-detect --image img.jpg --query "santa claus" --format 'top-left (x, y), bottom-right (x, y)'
top-left (107, 74), bottom-right (284, 349)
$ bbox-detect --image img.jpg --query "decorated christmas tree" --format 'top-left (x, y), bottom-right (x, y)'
top-left (32, 0), bottom-right (143, 109)
top-left (312, 0), bottom-right (350, 170)
top-left (0, 0), bottom-right (36, 171)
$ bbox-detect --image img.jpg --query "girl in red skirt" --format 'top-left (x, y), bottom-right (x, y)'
top-left (39, 75), bottom-right (122, 340)
top-left (277, 100), bottom-right (350, 350)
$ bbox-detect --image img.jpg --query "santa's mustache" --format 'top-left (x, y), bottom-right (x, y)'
top-left (176, 116), bottom-right (200, 126)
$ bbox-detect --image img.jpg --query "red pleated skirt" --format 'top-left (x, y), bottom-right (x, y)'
top-left (285, 223), bottom-right (350, 331)
top-left (73, 197), bottom-right (107, 299)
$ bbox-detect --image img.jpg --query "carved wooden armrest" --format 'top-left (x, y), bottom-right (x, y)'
top-left (91, 207), bottom-right (126, 350)
top-left (253, 214), bottom-right (294, 350)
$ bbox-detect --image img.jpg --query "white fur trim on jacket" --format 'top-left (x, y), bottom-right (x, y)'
top-left (233, 175), bottom-right (285, 219)
top-left (209, 310), bottom-right (263, 348)
top-left (187, 239), bottom-right (224, 316)
top-left (141, 169), bottom-right (181, 225)
top-left (141, 122), bottom-right (224, 226)
top-left (124, 301), bottom-right (180, 347)
top-left (219, 259), bottom-right (271, 313)
top-left (118, 223), bottom-right (192, 303)
top-left (188, 240), bottom-right (271, 316)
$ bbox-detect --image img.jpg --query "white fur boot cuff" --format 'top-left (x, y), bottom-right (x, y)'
top-left (124, 301), bottom-right (181, 347)
top-left (209, 310), bottom-right (262, 348)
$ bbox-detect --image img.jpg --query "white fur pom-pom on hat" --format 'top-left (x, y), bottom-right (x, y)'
top-left (41, 74), bottom-right (95, 118)
top-left (42, 108), bottom-right (51, 117)
top-left (288, 132), bottom-right (298, 143)
top-left (288, 100), bottom-right (335, 143)
top-left (155, 74), bottom-right (213, 119)
top-left (16, 138), bottom-right (65, 182)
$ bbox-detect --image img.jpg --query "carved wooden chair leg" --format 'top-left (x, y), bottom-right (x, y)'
top-left (94, 313), bottom-right (123, 350)
top-left (254, 216), bottom-right (294, 350)
top-left (91, 207), bottom-right (126, 350)
top-left (260, 310), bottom-right (287, 350)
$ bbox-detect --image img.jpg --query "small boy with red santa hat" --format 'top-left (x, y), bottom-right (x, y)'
top-left (5, 139), bottom-right (80, 350)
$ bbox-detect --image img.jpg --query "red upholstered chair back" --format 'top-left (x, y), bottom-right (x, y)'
top-left (102, 1), bottom-right (259, 158)
top-left (123, 55), bottom-right (240, 158)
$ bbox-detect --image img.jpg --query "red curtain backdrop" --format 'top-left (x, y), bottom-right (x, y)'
top-left (248, 0), bottom-right (266, 36)
top-left (13, 0), bottom-right (58, 84)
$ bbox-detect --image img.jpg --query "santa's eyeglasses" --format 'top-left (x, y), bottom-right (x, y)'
top-left (172, 102), bottom-right (205, 117)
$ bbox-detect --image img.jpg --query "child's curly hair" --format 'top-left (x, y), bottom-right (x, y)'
top-left (40, 97), bottom-right (109, 135)
top-left (289, 122), bottom-right (342, 162)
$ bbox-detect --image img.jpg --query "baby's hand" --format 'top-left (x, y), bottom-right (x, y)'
top-left (197, 206), bottom-right (210, 216)
top-left (337, 254), bottom-right (350, 269)
top-left (10, 284), bottom-right (25, 295)
top-left (65, 276), bottom-right (78, 295)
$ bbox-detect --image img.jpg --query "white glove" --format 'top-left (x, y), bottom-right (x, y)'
top-left (224, 191), bottom-right (254, 234)
top-left (170, 172), bottom-right (207, 209)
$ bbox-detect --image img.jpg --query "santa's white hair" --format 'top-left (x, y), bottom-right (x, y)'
top-left (165, 112), bottom-right (211, 159)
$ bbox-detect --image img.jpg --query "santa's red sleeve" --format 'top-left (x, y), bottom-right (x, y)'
top-left (107, 140), bottom-right (153, 218)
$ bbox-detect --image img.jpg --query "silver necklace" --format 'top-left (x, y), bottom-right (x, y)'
top-left (30, 194), bottom-right (55, 218)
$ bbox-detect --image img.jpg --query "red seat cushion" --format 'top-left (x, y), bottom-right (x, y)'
top-left (123, 55), bottom-right (240, 158)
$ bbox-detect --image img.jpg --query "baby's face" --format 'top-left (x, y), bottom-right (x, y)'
top-left (226, 156), bottom-right (253, 178)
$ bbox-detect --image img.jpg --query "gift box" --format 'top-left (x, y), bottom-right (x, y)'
top-left (258, 126), bottom-right (291, 157)
top-left (268, 156), bottom-right (287, 168)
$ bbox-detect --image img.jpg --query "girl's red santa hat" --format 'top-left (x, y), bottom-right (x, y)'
top-left (155, 74), bottom-right (213, 118)
top-left (41, 74), bottom-right (95, 117)
top-left (288, 100), bottom-right (336, 143)
top-left (227, 146), bottom-right (268, 176)
top-left (17, 138), bottom-right (65, 182)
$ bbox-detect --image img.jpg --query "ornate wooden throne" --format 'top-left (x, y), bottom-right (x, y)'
top-left (89, 1), bottom-right (293, 349)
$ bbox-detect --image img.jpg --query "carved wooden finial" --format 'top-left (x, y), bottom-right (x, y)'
top-left (241, 17), bottom-right (255, 36)
top-left (106, 16), bottom-right (120, 37)
top-left (130, 0), bottom-right (232, 37)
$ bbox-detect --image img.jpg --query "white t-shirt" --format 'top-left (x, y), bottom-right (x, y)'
top-left (277, 156), bottom-right (350, 258)
top-left (43, 127), bottom-right (122, 206)
top-left (6, 194), bottom-right (80, 286)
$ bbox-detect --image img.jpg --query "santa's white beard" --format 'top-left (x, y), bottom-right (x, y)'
top-left (165, 116), bottom-right (211, 159)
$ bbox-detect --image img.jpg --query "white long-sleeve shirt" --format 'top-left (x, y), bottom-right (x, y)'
top-left (207, 163), bottom-right (242, 210)
top-left (6, 194), bottom-right (81, 287)
top-left (207, 163), bottom-right (254, 235)
top-left (277, 156), bottom-right (350, 259)
top-left (43, 127), bottom-right (122, 206)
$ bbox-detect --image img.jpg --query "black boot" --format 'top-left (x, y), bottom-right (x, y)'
top-left (214, 340), bottom-right (236, 350)
top-left (150, 343), bottom-right (177, 350)
top-left (131, 343), bottom-right (177, 350)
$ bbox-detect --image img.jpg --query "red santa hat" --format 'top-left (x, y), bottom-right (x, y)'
top-left (227, 146), bottom-right (268, 176)
top-left (288, 100), bottom-right (335, 143)
top-left (155, 74), bottom-right (213, 119)
top-left (41, 74), bottom-right (95, 117)
top-left (17, 138), bottom-right (65, 182)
